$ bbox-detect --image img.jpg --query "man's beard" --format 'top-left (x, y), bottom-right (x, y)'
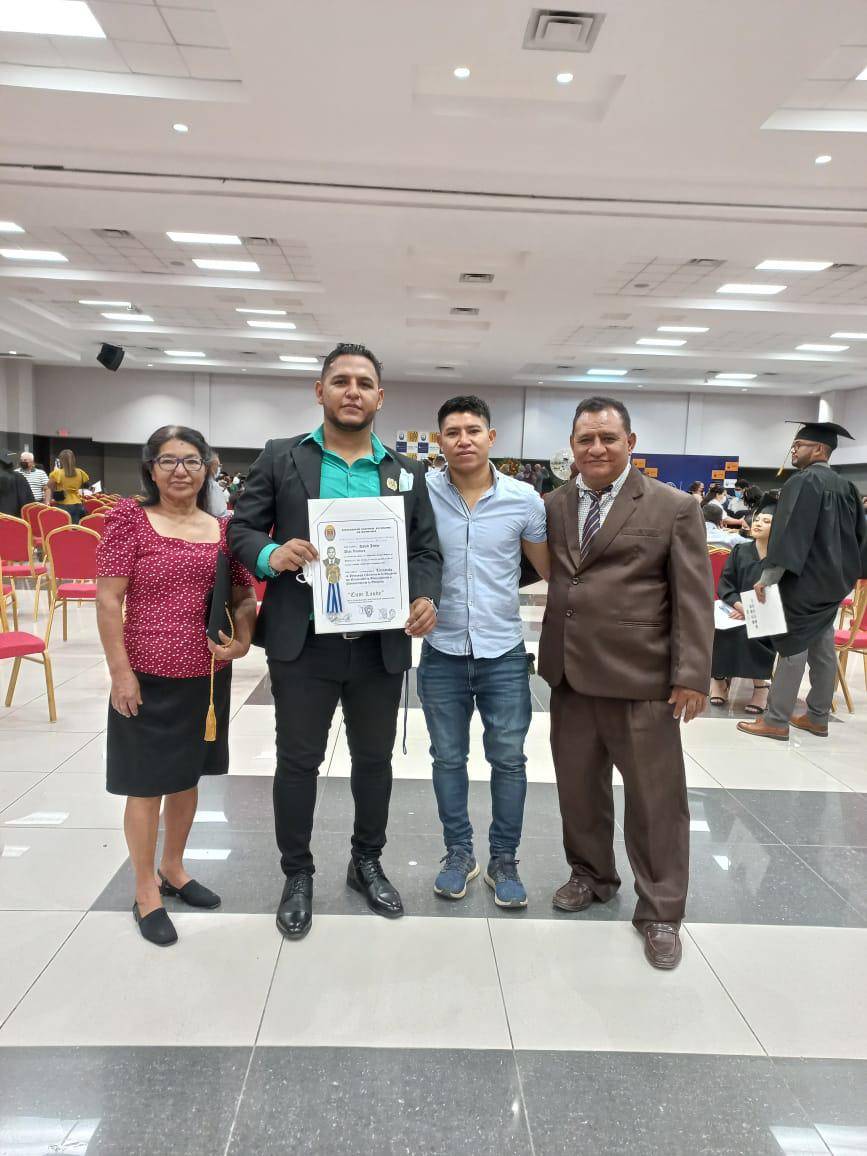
top-left (327, 411), bottom-right (374, 433)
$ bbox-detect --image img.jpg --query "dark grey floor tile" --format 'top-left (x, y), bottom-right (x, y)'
top-left (516, 1051), bottom-right (827, 1156)
top-left (193, 774), bottom-right (277, 832)
top-left (229, 1048), bottom-right (532, 1156)
top-left (0, 1046), bottom-right (249, 1156)
top-left (685, 841), bottom-right (865, 927)
top-left (730, 789), bottom-right (867, 847)
top-left (675, 788), bottom-right (781, 845)
top-left (774, 1058), bottom-right (867, 1141)
top-left (244, 673), bottom-right (273, 705)
top-left (792, 846), bottom-right (867, 918)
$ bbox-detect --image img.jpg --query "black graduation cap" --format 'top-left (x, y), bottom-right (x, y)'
top-left (204, 551), bottom-right (235, 742)
top-left (791, 421), bottom-right (854, 450)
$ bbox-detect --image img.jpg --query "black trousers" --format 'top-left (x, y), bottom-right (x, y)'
top-left (268, 628), bottom-right (404, 875)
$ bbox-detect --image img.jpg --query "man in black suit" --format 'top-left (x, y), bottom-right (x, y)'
top-left (229, 343), bottom-right (442, 939)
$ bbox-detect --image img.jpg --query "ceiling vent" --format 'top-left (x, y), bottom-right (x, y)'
top-left (687, 258), bottom-right (724, 269)
top-left (93, 228), bottom-right (134, 240)
top-left (435, 365), bottom-right (457, 372)
top-left (241, 236), bottom-right (279, 247)
top-left (450, 306), bottom-right (480, 315)
top-left (830, 263), bottom-right (860, 272)
top-left (459, 272), bottom-right (494, 284)
top-left (523, 9), bottom-right (605, 53)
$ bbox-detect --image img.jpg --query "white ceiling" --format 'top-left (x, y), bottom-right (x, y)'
top-left (1, 0), bottom-right (867, 398)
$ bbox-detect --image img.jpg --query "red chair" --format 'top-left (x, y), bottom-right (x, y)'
top-left (1, 561), bottom-right (18, 632)
top-left (80, 512), bottom-right (106, 536)
top-left (707, 547), bottom-right (731, 596)
top-left (82, 498), bottom-right (104, 514)
top-left (38, 506), bottom-right (72, 542)
top-left (834, 580), bottom-right (867, 713)
top-left (0, 513), bottom-right (49, 621)
top-left (21, 502), bottom-right (49, 550)
top-left (0, 591), bottom-right (57, 721)
top-left (43, 525), bottom-right (100, 644)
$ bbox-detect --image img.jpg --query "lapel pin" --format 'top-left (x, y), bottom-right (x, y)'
top-left (386, 476), bottom-right (398, 491)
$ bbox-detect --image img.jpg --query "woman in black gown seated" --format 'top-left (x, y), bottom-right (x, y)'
top-left (709, 496), bottom-right (777, 713)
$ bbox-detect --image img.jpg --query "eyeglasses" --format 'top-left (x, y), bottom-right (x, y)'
top-left (153, 455), bottom-right (206, 473)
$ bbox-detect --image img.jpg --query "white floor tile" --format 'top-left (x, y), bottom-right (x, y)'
top-left (0, 911), bottom-right (281, 1046)
top-left (1, 704), bottom-right (111, 732)
top-left (258, 914), bottom-right (511, 1049)
top-left (689, 746), bottom-right (852, 792)
top-left (490, 919), bottom-right (763, 1055)
top-left (1, 772), bottom-right (125, 829)
top-left (681, 718), bottom-right (752, 752)
top-left (51, 733), bottom-right (107, 774)
top-left (0, 910), bottom-right (83, 1027)
top-left (796, 748), bottom-right (867, 793)
top-left (0, 827), bottom-right (129, 910)
top-left (688, 923), bottom-right (867, 1059)
top-left (0, 771), bottom-right (47, 812)
top-left (229, 705), bottom-right (278, 736)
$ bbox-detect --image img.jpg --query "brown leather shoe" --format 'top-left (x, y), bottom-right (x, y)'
top-left (553, 875), bottom-right (594, 912)
top-left (640, 922), bottom-right (682, 970)
top-left (737, 718), bottom-right (788, 741)
top-left (790, 713), bottom-right (828, 738)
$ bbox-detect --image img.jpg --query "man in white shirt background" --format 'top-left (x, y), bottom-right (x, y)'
top-left (16, 452), bottom-right (50, 502)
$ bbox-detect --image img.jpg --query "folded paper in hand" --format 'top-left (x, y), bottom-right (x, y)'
top-left (714, 600), bottom-right (745, 632)
top-left (740, 585), bottom-right (787, 639)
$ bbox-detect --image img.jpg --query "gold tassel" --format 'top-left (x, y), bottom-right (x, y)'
top-left (204, 609), bottom-right (234, 743)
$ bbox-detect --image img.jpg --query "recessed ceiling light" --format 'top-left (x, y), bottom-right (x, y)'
top-left (657, 325), bottom-right (709, 333)
top-left (755, 259), bottom-right (832, 272)
top-left (857, 66), bottom-right (867, 80)
top-left (167, 232), bottom-right (241, 245)
top-left (556, 72), bottom-right (574, 84)
top-left (193, 258), bottom-right (259, 272)
top-left (453, 66), bottom-right (470, 79)
top-left (246, 319), bottom-right (296, 329)
top-left (7, 350), bottom-right (17, 355)
top-left (741, 388), bottom-right (749, 392)
top-left (714, 373), bottom-right (757, 380)
top-left (814, 154), bottom-right (832, 164)
top-left (279, 355), bottom-right (320, 363)
top-left (164, 349), bottom-right (206, 357)
top-left (716, 283), bottom-right (786, 295)
top-left (795, 343), bottom-right (848, 352)
top-left (587, 368), bottom-right (628, 375)
top-left (636, 337), bottom-right (686, 347)
top-left (236, 308), bottom-right (287, 315)
top-left (0, 0), bottom-right (106, 37)
top-left (173, 122), bottom-right (189, 133)
top-left (537, 380), bottom-right (543, 385)
top-left (830, 331), bottom-right (867, 340)
top-left (147, 363), bottom-right (153, 367)
top-left (79, 299), bottom-right (132, 307)
top-left (102, 312), bottom-right (153, 321)
top-left (0, 221), bottom-right (23, 233)
top-left (0, 248), bottom-right (67, 261)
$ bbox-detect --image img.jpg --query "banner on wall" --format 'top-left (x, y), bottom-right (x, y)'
top-left (631, 454), bottom-right (740, 490)
top-left (395, 430), bottom-right (440, 461)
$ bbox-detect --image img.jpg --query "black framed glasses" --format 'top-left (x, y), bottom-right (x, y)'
top-left (153, 455), bottom-right (206, 473)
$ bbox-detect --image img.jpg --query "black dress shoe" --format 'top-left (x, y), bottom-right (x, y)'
top-left (346, 858), bottom-right (404, 918)
top-left (277, 871), bottom-right (313, 940)
top-left (133, 901), bottom-right (178, 947)
top-left (158, 871), bottom-right (221, 909)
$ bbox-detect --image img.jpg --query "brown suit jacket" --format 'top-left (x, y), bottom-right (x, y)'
top-left (538, 466), bottom-right (713, 700)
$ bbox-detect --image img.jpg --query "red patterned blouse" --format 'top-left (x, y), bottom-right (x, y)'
top-left (96, 498), bottom-right (254, 679)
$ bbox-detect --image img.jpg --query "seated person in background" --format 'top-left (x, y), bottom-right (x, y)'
top-left (704, 503), bottom-right (744, 547)
top-left (687, 480), bottom-right (705, 503)
top-left (709, 497), bottom-right (777, 713)
top-left (0, 450), bottom-right (36, 516)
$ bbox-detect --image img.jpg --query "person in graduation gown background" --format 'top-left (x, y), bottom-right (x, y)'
top-left (709, 496), bottom-right (777, 714)
top-left (738, 421), bottom-right (867, 741)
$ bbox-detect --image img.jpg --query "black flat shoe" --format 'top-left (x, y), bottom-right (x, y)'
top-left (158, 871), bottom-right (221, 909)
top-left (277, 871), bottom-right (313, 940)
top-left (133, 901), bottom-right (178, 947)
top-left (347, 858), bottom-right (404, 918)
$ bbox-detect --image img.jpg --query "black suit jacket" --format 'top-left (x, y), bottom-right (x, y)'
top-left (227, 435), bottom-right (442, 673)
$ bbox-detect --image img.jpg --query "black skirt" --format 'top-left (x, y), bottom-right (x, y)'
top-left (106, 667), bottom-right (232, 797)
top-left (712, 629), bottom-right (775, 681)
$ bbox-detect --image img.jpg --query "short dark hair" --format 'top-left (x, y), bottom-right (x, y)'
top-left (139, 424), bottom-right (213, 510)
top-left (321, 342), bottom-right (383, 383)
top-left (687, 481), bottom-right (704, 494)
top-left (705, 483), bottom-right (725, 499)
top-left (572, 396), bottom-right (632, 435)
top-left (437, 395), bottom-right (491, 429)
top-left (703, 504), bottom-right (723, 526)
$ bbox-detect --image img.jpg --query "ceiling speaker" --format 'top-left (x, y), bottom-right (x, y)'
top-left (97, 343), bottom-right (124, 372)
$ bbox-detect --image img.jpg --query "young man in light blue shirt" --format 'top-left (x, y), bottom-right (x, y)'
top-left (418, 396), bottom-right (549, 908)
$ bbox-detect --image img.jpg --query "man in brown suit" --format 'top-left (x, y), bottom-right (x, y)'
top-left (538, 397), bottom-right (713, 969)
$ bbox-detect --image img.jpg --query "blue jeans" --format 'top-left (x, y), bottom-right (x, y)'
top-left (416, 641), bottom-right (531, 857)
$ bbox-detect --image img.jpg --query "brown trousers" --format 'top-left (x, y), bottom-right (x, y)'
top-left (550, 681), bottom-right (690, 927)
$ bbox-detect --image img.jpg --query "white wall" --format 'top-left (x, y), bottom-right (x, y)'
top-left (0, 359), bottom-right (34, 438)
top-left (373, 382), bottom-right (525, 456)
top-left (522, 388), bottom-right (690, 459)
top-left (833, 387), bottom-right (867, 466)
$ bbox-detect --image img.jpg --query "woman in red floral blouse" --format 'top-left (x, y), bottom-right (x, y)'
top-left (96, 425), bottom-right (256, 947)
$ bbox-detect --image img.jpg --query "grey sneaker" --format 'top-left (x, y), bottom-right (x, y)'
top-left (434, 847), bottom-right (480, 900)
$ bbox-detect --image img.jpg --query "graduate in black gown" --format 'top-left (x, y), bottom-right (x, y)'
top-left (739, 421), bottom-right (867, 741)
top-left (710, 498), bottom-right (777, 713)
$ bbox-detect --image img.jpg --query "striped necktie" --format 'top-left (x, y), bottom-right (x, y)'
top-left (580, 484), bottom-right (613, 554)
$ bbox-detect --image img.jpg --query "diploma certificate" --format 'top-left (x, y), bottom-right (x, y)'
top-left (307, 496), bottom-right (410, 634)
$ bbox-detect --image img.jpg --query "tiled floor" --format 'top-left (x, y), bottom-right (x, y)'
top-left (1, 586), bottom-right (865, 1155)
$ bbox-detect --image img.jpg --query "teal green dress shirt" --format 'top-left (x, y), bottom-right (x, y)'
top-left (255, 425), bottom-right (390, 578)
